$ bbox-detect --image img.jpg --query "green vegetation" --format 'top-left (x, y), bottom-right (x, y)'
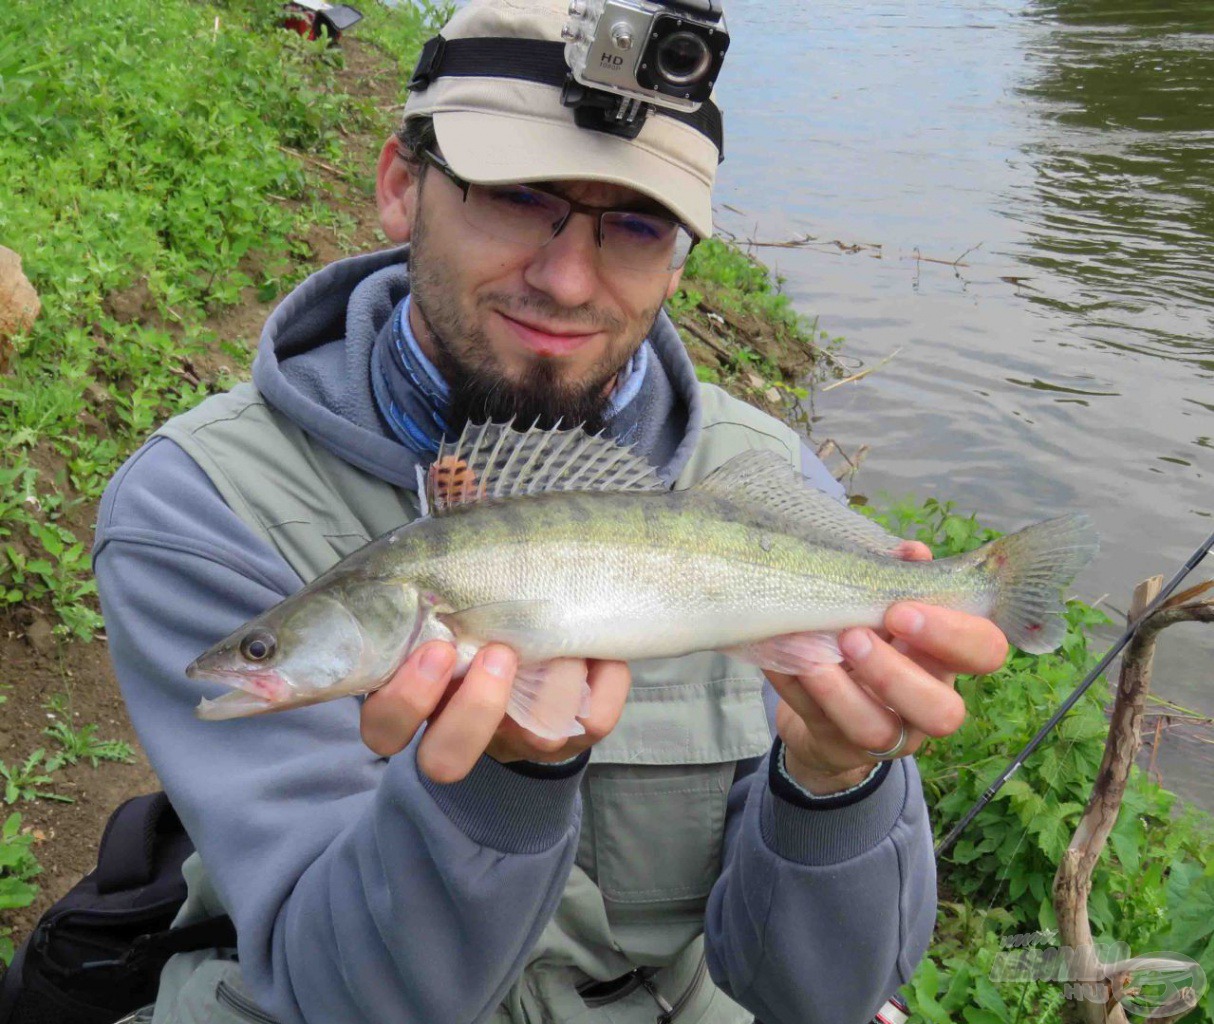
top-left (0, 0), bottom-right (438, 642)
top-left (666, 237), bottom-right (844, 410)
top-left (0, 814), bottom-right (41, 964)
top-left (0, 751), bottom-right (70, 807)
top-left (0, 696), bottom-right (140, 956)
top-left (43, 721), bottom-right (136, 769)
top-left (863, 498), bottom-right (1214, 1023)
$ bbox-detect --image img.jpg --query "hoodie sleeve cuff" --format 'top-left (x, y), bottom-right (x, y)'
top-left (419, 749), bottom-right (585, 855)
top-left (503, 750), bottom-right (591, 780)
top-left (761, 741), bottom-right (908, 866)
top-left (770, 740), bottom-right (888, 807)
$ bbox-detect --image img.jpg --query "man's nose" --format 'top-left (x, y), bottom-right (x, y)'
top-left (521, 212), bottom-right (602, 308)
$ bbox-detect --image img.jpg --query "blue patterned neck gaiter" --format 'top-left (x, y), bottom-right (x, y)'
top-left (370, 296), bottom-right (451, 457)
top-left (371, 295), bottom-right (651, 457)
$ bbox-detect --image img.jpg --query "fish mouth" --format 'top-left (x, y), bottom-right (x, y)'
top-left (185, 658), bottom-right (294, 703)
top-left (196, 691), bottom-right (280, 720)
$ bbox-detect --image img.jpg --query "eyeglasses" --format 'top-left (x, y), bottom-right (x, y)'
top-left (412, 148), bottom-right (698, 272)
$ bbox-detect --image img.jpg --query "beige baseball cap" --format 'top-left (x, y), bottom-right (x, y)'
top-left (401, 0), bottom-right (721, 239)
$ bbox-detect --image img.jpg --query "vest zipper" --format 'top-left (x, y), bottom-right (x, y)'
top-left (216, 978), bottom-right (280, 1023)
top-left (642, 953), bottom-right (708, 1024)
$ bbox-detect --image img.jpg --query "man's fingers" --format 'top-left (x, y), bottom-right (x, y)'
top-left (579, 660), bottom-right (631, 741)
top-left (417, 644), bottom-right (517, 783)
top-left (360, 641), bottom-right (456, 757)
top-left (784, 662), bottom-right (913, 753)
top-left (885, 602), bottom-right (1009, 676)
top-left (839, 628), bottom-right (967, 738)
top-left (895, 540), bottom-right (934, 562)
top-left (764, 669), bottom-right (822, 724)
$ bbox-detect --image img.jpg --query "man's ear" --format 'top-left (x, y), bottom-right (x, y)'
top-left (665, 267), bottom-right (685, 300)
top-left (376, 137), bottom-right (420, 243)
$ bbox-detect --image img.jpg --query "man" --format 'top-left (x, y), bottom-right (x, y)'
top-left (94, 1), bottom-right (1006, 1022)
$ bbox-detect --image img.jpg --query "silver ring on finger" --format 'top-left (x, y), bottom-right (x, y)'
top-left (864, 707), bottom-right (908, 760)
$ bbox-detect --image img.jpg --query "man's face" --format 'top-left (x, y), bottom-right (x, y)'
top-left (376, 138), bottom-right (684, 432)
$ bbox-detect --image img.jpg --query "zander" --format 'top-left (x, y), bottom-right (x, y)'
top-left (186, 422), bottom-right (1099, 738)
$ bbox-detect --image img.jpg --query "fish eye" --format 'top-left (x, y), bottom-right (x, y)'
top-left (240, 630), bottom-right (277, 663)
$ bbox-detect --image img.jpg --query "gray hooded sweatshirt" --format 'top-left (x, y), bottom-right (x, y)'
top-left (93, 248), bottom-right (937, 1024)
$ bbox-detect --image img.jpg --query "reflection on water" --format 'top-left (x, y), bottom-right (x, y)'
top-left (1014, 0), bottom-right (1214, 355)
top-left (714, 0), bottom-right (1214, 809)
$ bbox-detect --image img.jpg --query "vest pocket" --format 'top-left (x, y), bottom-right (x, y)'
top-left (586, 763), bottom-right (734, 906)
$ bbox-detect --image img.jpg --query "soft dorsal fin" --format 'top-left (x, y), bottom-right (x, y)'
top-left (426, 421), bottom-right (666, 515)
top-left (694, 450), bottom-right (906, 556)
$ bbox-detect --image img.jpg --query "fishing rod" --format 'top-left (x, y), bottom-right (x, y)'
top-left (934, 528), bottom-right (1214, 860)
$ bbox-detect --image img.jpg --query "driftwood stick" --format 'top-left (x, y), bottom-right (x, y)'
top-left (819, 347), bottom-right (903, 392)
top-left (1146, 715), bottom-right (1164, 785)
top-left (676, 317), bottom-right (734, 362)
top-left (1052, 578), bottom-right (1209, 1023)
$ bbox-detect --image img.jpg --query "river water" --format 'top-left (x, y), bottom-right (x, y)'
top-left (713, 0), bottom-right (1214, 810)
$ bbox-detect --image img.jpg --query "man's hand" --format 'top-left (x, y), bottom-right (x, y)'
top-left (360, 642), bottom-right (631, 783)
top-left (767, 541), bottom-right (1009, 795)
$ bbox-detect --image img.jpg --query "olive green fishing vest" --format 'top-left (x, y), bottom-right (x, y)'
top-left (146, 381), bottom-right (806, 1024)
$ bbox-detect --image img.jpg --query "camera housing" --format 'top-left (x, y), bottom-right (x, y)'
top-left (563, 0), bottom-right (729, 114)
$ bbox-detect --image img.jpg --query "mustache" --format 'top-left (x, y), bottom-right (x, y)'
top-left (476, 291), bottom-right (626, 333)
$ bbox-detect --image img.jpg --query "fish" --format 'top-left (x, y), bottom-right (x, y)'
top-left (186, 421), bottom-right (1099, 738)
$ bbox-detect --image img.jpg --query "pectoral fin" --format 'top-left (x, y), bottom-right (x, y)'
top-left (507, 659), bottom-right (592, 741)
top-left (724, 631), bottom-right (843, 675)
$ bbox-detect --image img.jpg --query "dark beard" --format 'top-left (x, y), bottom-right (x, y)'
top-left (441, 353), bottom-right (619, 435)
top-left (407, 202), bottom-right (658, 438)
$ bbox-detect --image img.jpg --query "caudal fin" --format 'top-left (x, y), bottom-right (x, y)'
top-left (981, 514), bottom-right (1099, 654)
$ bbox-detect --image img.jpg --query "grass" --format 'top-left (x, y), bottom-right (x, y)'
top-left (0, 751), bottom-right (71, 807)
top-left (0, 690), bottom-right (141, 957)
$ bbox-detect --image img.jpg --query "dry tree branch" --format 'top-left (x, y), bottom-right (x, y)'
top-left (1052, 579), bottom-right (1212, 1024)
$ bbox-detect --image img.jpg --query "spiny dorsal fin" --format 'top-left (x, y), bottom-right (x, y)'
top-left (426, 421), bottom-right (665, 515)
top-left (694, 450), bottom-right (906, 556)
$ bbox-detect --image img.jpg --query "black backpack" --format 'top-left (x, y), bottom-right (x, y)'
top-left (0, 792), bottom-right (235, 1024)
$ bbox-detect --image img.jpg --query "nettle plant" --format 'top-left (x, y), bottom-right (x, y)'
top-left (862, 498), bottom-right (1214, 1023)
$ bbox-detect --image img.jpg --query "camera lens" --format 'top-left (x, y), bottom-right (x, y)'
top-left (654, 30), bottom-right (711, 86)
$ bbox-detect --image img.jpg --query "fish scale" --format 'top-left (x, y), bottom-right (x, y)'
top-left (399, 489), bottom-right (992, 664)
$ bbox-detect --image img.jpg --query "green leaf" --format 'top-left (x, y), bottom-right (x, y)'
top-left (1038, 897), bottom-right (1057, 933)
top-left (1108, 816), bottom-right (1143, 875)
top-left (962, 1009), bottom-right (1008, 1024)
top-left (1158, 874), bottom-right (1214, 956)
top-left (972, 974), bottom-right (1008, 1016)
top-left (910, 959), bottom-right (954, 1024)
top-left (0, 877), bottom-right (39, 910)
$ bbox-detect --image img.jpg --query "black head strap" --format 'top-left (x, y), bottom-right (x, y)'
top-left (408, 36), bottom-right (723, 159)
